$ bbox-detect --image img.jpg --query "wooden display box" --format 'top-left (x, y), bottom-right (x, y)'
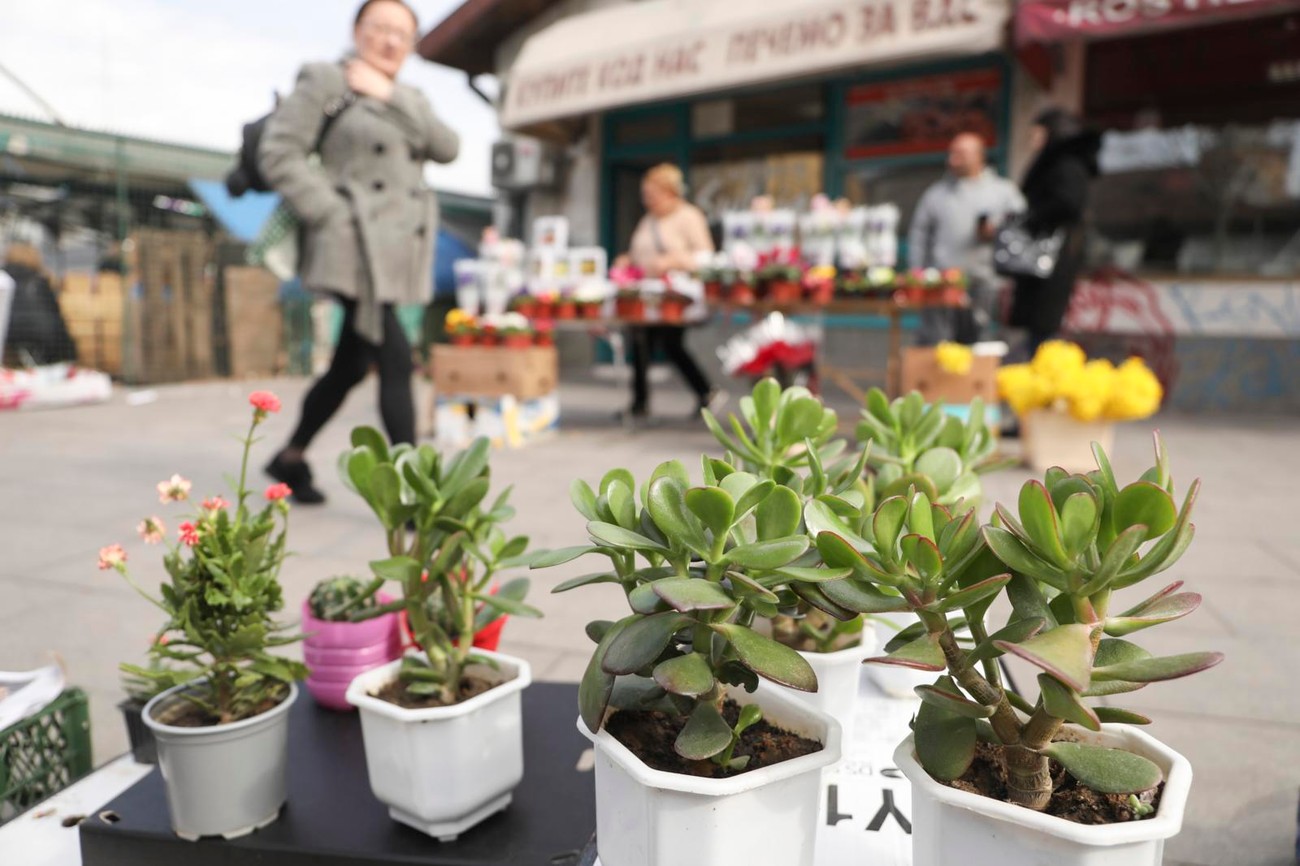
top-left (899, 347), bottom-right (998, 405)
top-left (59, 272), bottom-right (124, 376)
top-left (432, 345), bottom-right (557, 400)
top-left (223, 266), bottom-right (283, 378)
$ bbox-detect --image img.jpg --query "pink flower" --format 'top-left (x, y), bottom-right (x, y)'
top-left (98, 544), bottom-right (127, 571)
top-left (264, 483), bottom-right (292, 502)
top-left (201, 496), bottom-right (228, 512)
top-left (156, 474), bottom-right (192, 504)
top-left (249, 391), bottom-right (282, 414)
top-left (136, 516), bottom-right (166, 545)
top-left (178, 521), bottom-right (200, 547)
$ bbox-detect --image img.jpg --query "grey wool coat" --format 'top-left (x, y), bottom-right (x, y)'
top-left (259, 61), bottom-right (459, 341)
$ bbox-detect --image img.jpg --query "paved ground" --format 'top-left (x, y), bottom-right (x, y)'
top-left (2, 373), bottom-right (1296, 865)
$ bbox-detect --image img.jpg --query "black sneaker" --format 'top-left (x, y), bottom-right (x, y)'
top-left (265, 452), bottom-right (326, 505)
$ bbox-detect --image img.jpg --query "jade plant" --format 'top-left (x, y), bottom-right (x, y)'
top-left (536, 458), bottom-right (856, 770)
top-left (103, 392), bottom-right (307, 723)
top-left (308, 575), bottom-right (385, 622)
top-left (340, 430), bottom-right (539, 704)
top-left (855, 388), bottom-right (1000, 509)
top-left (809, 434), bottom-right (1223, 812)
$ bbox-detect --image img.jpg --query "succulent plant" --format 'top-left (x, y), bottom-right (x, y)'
top-left (808, 433), bottom-right (1223, 811)
top-left (536, 456), bottom-right (861, 770)
top-left (340, 430), bottom-right (540, 704)
top-left (855, 389), bottom-right (999, 509)
top-left (308, 575), bottom-right (384, 623)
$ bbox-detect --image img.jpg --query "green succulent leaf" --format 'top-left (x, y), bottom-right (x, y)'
top-left (756, 485), bottom-right (804, 539)
top-left (777, 395), bottom-right (827, 444)
top-left (1113, 481), bottom-right (1178, 542)
top-left (915, 447), bottom-right (962, 494)
top-left (1037, 674), bottom-right (1101, 731)
top-left (652, 578), bottom-right (737, 612)
top-left (647, 477), bottom-right (709, 555)
top-left (580, 615), bottom-right (635, 732)
top-left (791, 582), bottom-right (856, 620)
top-left (732, 479), bottom-right (776, 520)
top-left (867, 631), bottom-right (946, 671)
top-left (675, 701), bottom-right (735, 761)
top-left (570, 479), bottom-right (600, 522)
top-left (1017, 481), bottom-right (1073, 568)
top-left (1095, 706), bottom-right (1153, 725)
top-left (602, 612), bottom-right (692, 675)
top-left (1077, 524), bottom-right (1147, 596)
top-left (723, 536), bottom-right (810, 570)
top-left (653, 652), bottom-right (715, 697)
top-left (588, 521), bottom-right (669, 553)
top-left (472, 590), bottom-right (542, 619)
top-left (806, 500), bottom-right (872, 553)
top-left (1058, 491), bottom-right (1100, 561)
top-left (994, 623), bottom-right (1096, 692)
top-left (1092, 651), bottom-right (1223, 684)
top-left (1005, 573), bottom-right (1058, 628)
top-left (350, 425), bottom-right (390, 462)
top-left (628, 581), bottom-right (670, 615)
top-left (913, 676), bottom-right (977, 781)
top-left (983, 526), bottom-right (1070, 590)
top-left (550, 571), bottom-right (619, 593)
top-left (685, 486), bottom-right (736, 537)
top-left (711, 623), bottom-right (817, 691)
top-left (915, 683), bottom-right (995, 718)
top-left (900, 533), bottom-right (944, 584)
top-left (967, 617), bottom-right (1046, 664)
top-left (1105, 590), bottom-right (1201, 636)
top-left (819, 577), bottom-right (911, 613)
top-left (532, 546), bottom-right (599, 569)
top-left (1040, 742), bottom-right (1163, 794)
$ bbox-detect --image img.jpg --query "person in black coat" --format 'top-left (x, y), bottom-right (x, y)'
top-left (1008, 108), bottom-right (1102, 353)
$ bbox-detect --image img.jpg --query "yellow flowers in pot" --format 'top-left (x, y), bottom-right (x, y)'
top-left (997, 340), bottom-right (1162, 422)
top-left (934, 341), bottom-right (974, 376)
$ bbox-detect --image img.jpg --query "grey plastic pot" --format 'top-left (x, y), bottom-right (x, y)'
top-left (142, 679), bottom-right (298, 840)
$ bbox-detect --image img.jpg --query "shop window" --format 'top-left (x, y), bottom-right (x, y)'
top-left (690, 85), bottom-right (824, 138)
top-left (609, 111), bottom-right (680, 147)
top-left (688, 134), bottom-right (825, 218)
top-left (1089, 120), bottom-right (1300, 276)
top-left (843, 68), bottom-right (1002, 160)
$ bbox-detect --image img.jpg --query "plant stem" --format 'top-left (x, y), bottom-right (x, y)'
top-left (936, 628), bottom-right (1022, 747)
top-left (1001, 704), bottom-right (1063, 811)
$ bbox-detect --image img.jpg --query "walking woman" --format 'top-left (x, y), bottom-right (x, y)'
top-left (259, 0), bottom-right (458, 503)
top-left (621, 164), bottom-right (721, 419)
top-left (1008, 108), bottom-right (1101, 354)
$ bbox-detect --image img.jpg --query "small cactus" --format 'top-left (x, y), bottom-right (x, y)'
top-left (309, 575), bottom-right (380, 622)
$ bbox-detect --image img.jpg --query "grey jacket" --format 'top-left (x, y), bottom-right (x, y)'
top-left (259, 61), bottom-right (459, 340)
top-left (907, 168), bottom-right (1024, 284)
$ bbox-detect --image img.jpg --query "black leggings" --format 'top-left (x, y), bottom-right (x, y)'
top-left (630, 326), bottom-right (711, 412)
top-left (288, 300), bottom-right (415, 450)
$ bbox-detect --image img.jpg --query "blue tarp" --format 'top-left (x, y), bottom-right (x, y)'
top-left (188, 179), bottom-right (281, 244)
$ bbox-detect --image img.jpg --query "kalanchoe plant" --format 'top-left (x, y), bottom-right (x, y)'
top-left (341, 430), bottom-right (540, 704)
top-left (536, 457), bottom-right (857, 771)
top-left (855, 388), bottom-right (1001, 509)
top-left (308, 575), bottom-right (385, 623)
top-left (814, 434), bottom-right (1223, 813)
top-left (104, 392), bottom-right (307, 724)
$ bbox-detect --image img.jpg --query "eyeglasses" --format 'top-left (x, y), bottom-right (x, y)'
top-left (359, 20), bottom-right (416, 45)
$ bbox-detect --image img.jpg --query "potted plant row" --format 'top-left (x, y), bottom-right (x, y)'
top-left (103, 392), bottom-right (307, 839)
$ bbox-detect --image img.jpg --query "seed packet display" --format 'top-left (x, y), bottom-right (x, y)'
top-left (532, 216), bottom-right (569, 252)
top-left (800, 209), bottom-right (840, 267)
top-left (722, 211), bottom-right (756, 253)
top-left (453, 259), bottom-right (483, 313)
top-left (866, 205), bottom-right (900, 268)
top-left (568, 247), bottom-right (608, 283)
top-left (765, 209), bottom-right (798, 257)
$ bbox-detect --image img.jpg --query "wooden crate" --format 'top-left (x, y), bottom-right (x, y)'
top-left (899, 347), bottom-right (999, 405)
top-left (125, 229), bottom-right (215, 383)
top-left (58, 272), bottom-right (124, 375)
top-left (431, 345), bottom-right (557, 400)
top-left (224, 266), bottom-right (283, 378)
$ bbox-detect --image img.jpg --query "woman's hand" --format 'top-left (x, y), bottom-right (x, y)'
top-left (346, 59), bottom-right (395, 102)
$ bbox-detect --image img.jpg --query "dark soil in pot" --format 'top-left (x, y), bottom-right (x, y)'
top-left (605, 699), bottom-right (822, 779)
top-left (373, 669), bottom-right (509, 710)
top-left (947, 741), bottom-right (1163, 825)
top-left (150, 687), bottom-right (289, 727)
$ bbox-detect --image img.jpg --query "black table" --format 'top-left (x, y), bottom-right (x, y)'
top-left (79, 682), bottom-right (596, 866)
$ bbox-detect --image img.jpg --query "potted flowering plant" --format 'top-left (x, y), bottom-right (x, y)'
top-left (657, 286), bottom-right (691, 324)
top-left (699, 263), bottom-right (724, 302)
top-left (533, 318), bottom-right (555, 347)
top-left (809, 433), bottom-right (1221, 865)
top-left (758, 261), bottom-right (804, 305)
top-left (728, 268), bottom-right (756, 306)
top-left (803, 264), bottom-right (836, 305)
top-left (615, 286), bottom-right (645, 321)
top-left (533, 289), bottom-right (558, 320)
top-left (444, 308), bottom-right (477, 347)
top-left (937, 267), bottom-right (968, 306)
top-left (301, 575), bottom-right (401, 711)
top-left (554, 293), bottom-right (578, 320)
top-left (700, 378), bottom-right (877, 741)
top-left (102, 392), bottom-right (306, 840)
top-left (895, 268), bottom-right (927, 306)
top-left (998, 341), bottom-right (1164, 473)
top-left (533, 453), bottom-right (844, 866)
top-left (339, 431), bottom-right (540, 840)
top-left (496, 312), bottom-right (534, 349)
top-left (866, 266), bottom-right (896, 300)
top-left (508, 292), bottom-right (538, 318)
top-left (573, 283), bottom-right (607, 319)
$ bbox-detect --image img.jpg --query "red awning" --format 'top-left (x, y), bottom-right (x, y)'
top-left (1016, 0), bottom-right (1300, 45)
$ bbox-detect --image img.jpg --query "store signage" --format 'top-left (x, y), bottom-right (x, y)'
top-left (501, 0), bottom-right (1009, 129)
top-left (843, 67), bottom-right (1003, 159)
top-left (1016, 0), bottom-right (1300, 44)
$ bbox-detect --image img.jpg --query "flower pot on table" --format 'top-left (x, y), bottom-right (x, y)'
top-left (1021, 409), bottom-right (1115, 474)
top-left (579, 682), bottom-right (841, 866)
top-left (511, 299), bottom-right (538, 318)
top-left (728, 283), bottom-right (756, 306)
top-left (578, 302), bottom-right (604, 320)
top-left (554, 301), bottom-right (578, 320)
top-left (658, 299), bottom-right (688, 324)
top-left (704, 280), bottom-right (723, 302)
top-left (142, 679), bottom-right (297, 840)
top-left (615, 298), bottom-right (645, 321)
top-left (118, 698), bottom-right (157, 764)
top-left (766, 280), bottom-right (802, 305)
top-left (807, 282), bottom-right (835, 306)
top-left (764, 626), bottom-right (875, 746)
top-left (449, 334), bottom-right (475, 347)
top-left (302, 596), bottom-right (402, 711)
top-left (502, 333), bottom-right (534, 349)
top-left (346, 650), bottom-right (532, 841)
top-left (896, 724), bottom-right (1192, 866)
top-left (936, 286), bottom-right (967, 306)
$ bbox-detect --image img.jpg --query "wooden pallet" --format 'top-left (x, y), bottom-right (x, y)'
top-left (223, 266), bottom-right (283, 378)
top-left (58, 272), bottom-right (124, 375)
top-left (124, 229), bottom-right (215, 383)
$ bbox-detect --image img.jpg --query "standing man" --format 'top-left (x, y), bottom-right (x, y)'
top-left (908, 132), bottom-right (1024, 344)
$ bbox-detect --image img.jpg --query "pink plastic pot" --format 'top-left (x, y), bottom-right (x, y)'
top-left (302, 595), bottom-right (402, 711)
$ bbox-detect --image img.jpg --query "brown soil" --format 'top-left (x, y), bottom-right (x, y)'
top-left (605, 699), bottom-right (823, 779)
top-left (947, 741), bottom-right (1163, 825)
top-left (150, 692), bottom-right (284, 728)
top-left (372, 670), bottom-right (505, 709)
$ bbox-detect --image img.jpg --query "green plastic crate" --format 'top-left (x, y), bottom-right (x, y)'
top-left (0, 688), bottom-right (92, 825)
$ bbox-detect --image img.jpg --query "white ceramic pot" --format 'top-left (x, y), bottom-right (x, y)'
top-left (767, 625), bottom-right (876, 744)
top-left (1021, 409), bottom-right (1116, 474)
top-left (895, 724), bottom-right (1192, 866)
top-left (143, 679), bottom-right (297, 840)
top-left (346, 649), bottom-right (532, 841)
top-left (580, 682), bottom-right (841, 866)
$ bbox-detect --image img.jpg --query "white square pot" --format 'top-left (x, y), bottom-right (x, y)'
top-left (346, 649), bottom-right (531, 841)
top-left (579, 683), bottom-right (841, 866)
top-left (1021, 409), bottom-right (1116, 474)
top-left (765, 624), bottom-right (876, 745)
top-left (895, 724), bottom-right (1191, 866)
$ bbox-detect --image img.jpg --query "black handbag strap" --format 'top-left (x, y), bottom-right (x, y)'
top-left (313, 91), bottom-right (356, 155)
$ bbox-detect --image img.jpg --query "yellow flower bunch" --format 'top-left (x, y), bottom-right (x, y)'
top-left (445, 308), bottom-right (477, 333)
top-left (935, 341), bottom-right (974, 376)
top-left (997, 341), bottom-right (1162, 421)
top-left (807, 264), bottom-right (837, 281)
